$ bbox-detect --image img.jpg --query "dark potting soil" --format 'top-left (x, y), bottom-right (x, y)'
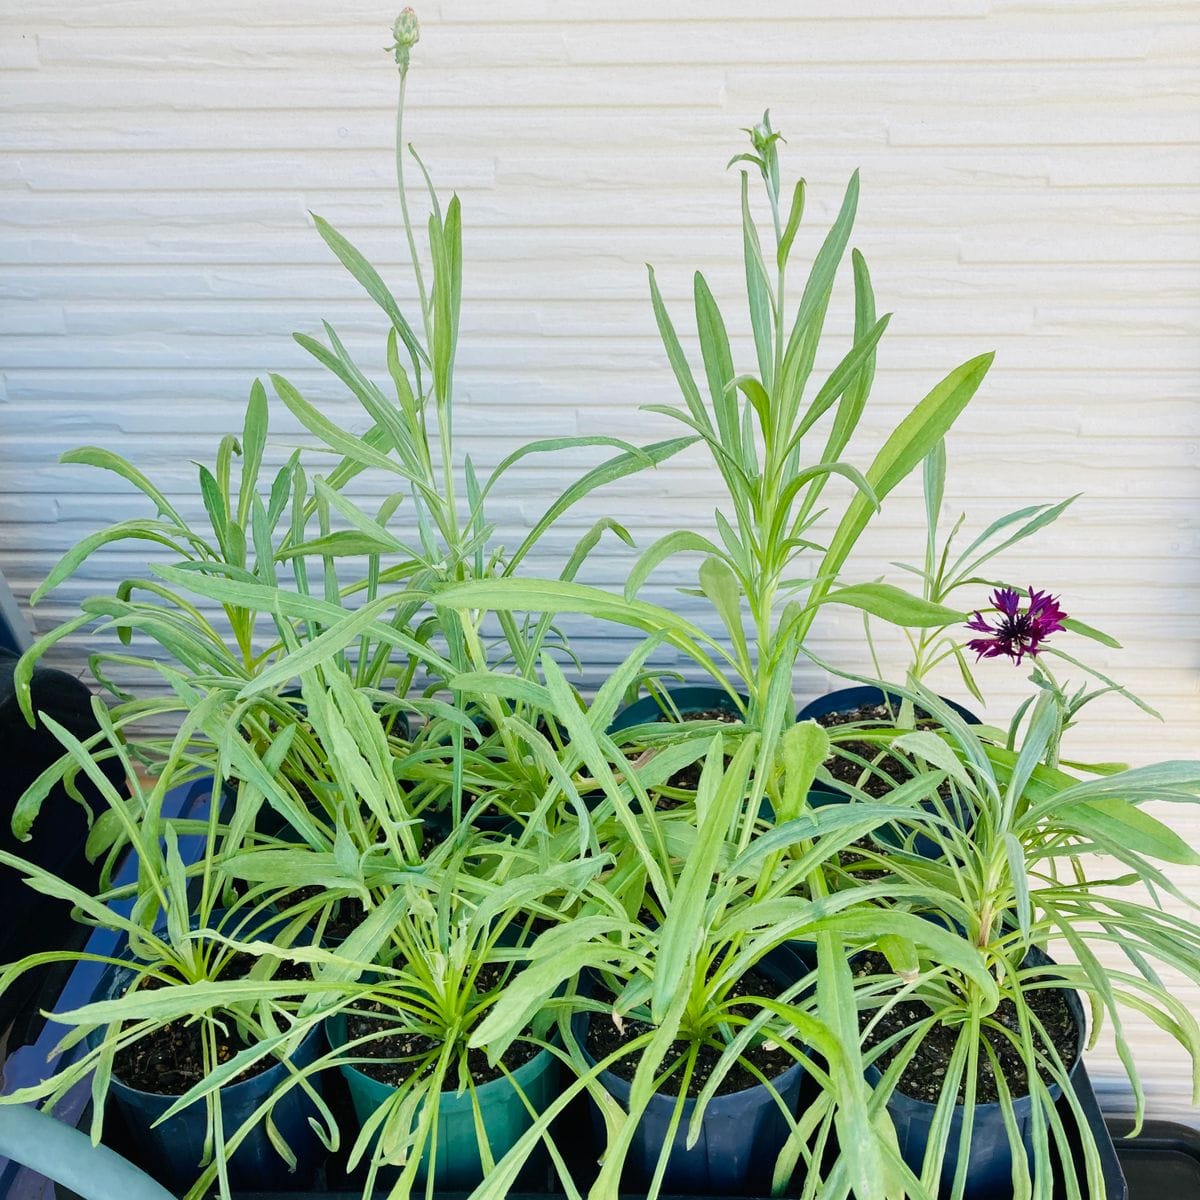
top-left (343, 962), bottom-right (541, 1088)
top-left (282, 828), bottom-right (446, 941)
top-left (585, 967), bottom-right (796, 1098)
top-left (813, 704), bottom-right (949, 799)
top-left (285, 885), bottom-right (368, 942)
top-left (112, 953), bottom-right (312, 1095)
top-left (854, 951), bottom-right (1078, 1105)
top-left (653, 707), bottom-right (742, 795)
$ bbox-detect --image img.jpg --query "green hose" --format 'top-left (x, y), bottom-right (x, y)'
top-left (0, 1104), bottom-right (175, 1200)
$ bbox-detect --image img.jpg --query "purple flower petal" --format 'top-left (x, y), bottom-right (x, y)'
top-left (965, 586), bottom-right (1068, 663)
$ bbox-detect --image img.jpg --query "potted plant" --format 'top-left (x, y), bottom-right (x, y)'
top-left (317, 861), bottom-right (584, 1194)
top-left (427, 108), bottom-right (991, 848)
top-left (834, 677), bottom-right (1200, 1198)
top-left (0, 714), bottom-right (335, 1199)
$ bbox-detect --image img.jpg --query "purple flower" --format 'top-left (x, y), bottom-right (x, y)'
top-left (966, 587), bottom-right (1067, 663)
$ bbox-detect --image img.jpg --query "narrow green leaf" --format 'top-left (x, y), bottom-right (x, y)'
top-left (310, 213), bottom-right (428, 374)
top-left (648, 266), bottom-right (714, 435)
top-left (624, 530), bottom-right (727, 601)
top-left (59, 446), bottom-right (185, 526)
top-left (777, 177), bottom-right (805, 269)
top-left (818, 582), bottom-right (964, 628)
top-left (507, 437), bottom-right (696, 574)
top-left (740, 171), bottom-right (776, 392)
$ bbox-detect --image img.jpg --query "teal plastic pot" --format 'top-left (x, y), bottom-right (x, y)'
top-left (608, 685), bottom-right (748, 733)
top-left (576, 946), bottom-right (807, 1192)
top-left (327, 1012), bottom-right (557, 1189)
top-left (91, 964), bottom-right (326, 1193)
top-left (866, 949), bottom-right (1085, 1199)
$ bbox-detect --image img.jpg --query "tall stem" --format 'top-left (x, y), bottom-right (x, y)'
top-left (396, 66), bottom-right (432, 351)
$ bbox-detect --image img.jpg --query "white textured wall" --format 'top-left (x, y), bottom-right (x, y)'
top-left (2, 2), bottom-right (1198, 1122)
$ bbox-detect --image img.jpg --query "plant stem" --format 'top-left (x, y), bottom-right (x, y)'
top-left (396, 66), bottom-right (432, 351)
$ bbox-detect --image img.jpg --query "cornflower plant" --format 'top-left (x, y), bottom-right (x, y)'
top-left (0, 706), bottom-right (340, 1200)
top-left (839, 679), bottom-right (1200, 1199)
top-left (6, 389), bottom-right (444, 875)
top-left (424, 110), bottom-right (994, 835)
top-left (299, 852), bottom-right (604, 1199)
top-left (247, 7), bottom-right (694, 782)
top-left (463, 698), bottom-right (1000, 1200)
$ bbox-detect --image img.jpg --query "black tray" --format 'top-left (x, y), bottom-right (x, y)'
top-left (1109, 1119), bottom-right (1200, 1199)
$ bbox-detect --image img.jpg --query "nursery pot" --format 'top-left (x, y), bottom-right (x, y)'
top-left (327, 1012), bottom-right (558, 1190)
top-left (798, 685), bottom-right (980, 860)
top-left (89, 962), bottom-right (326, 1193)
top-left (866, 948), bottom-right (1086, 1200)
top-left (608, 684), bottom-right (748, 734)
top-left (576, 946), bottom-right (807, 1194)
top-left (796, 684), bottom-right (980, 729)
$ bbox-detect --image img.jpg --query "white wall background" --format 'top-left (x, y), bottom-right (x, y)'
top-left (2, 2), bottom-right (1198, 1123)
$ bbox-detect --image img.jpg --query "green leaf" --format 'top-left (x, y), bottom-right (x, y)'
top-left (776, 720), bottom-right (830, 823)
top-left (506, 437), bottom-right (697, 574)
top-left (808, 351), bottom-right (994, 635)
top-left (818, 582), bottom-right (964, 628)
top-left (790, 312), bottom-right (892, 450)
top-left (270, 374), bottom-right (408, 480)
top-left (648, 266), bottom-right (713, 436)
top-left (694, 272), bottom-right (739, 455)
top-left (30, 522), bottom-right (193, 604)
top-left (877, 933), bottom-right (920, 983)
top-left (1056, 797), bottom-right (1200, 866)
top-left (891, 730), bottom-right (975, 791)
top-left (652, 736), bottom-right (756, 1021)
top-left (777, 177), bottom-right (805, 270)
top-left (1062, 617), bottom-right (1121, 649)
top-left (624, 530), bottom-right (728, 601)
top-left (778, 171), bottom-right (859, 429)
top-left (430, 576), bottom-right (729, 681)
top-left (468, 917), bottom-right (624, 1060)
top-left (59, 446), bottom-right (185, 527)
top-left (819, 247), bottom-right (878, 469)
top-left (740, 172), bottom-right (776, 392)
top-left (198, 464), bottom-right (229, 557)
top-left (697, 556), bottom-right (749, 670)
top-left (481, 435), bottom-right (648, 505)
top-left (237, 379), bottom-right (269, 528)
top-left (311, 213), bottom-right (428, 376)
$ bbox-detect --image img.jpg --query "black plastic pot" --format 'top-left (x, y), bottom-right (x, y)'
top-left (0, 650), bottom-right (126, 1040)
top-left (576, 946), bottom-right (807, 1193)
top-left (608, 685), bottom-right (748, 734)
top-left (796, 684), bottom-right (981, 728)
top-left (866, 948), bottom-right (1086, 1200)
top-left (797, 685), bottom-right (981, 860)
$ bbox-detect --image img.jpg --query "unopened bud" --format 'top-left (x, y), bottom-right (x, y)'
top-left (389, 8), bottom-right (420, 69)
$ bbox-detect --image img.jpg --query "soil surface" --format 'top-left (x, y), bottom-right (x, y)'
top-left (813, 704), bottom-right (946, 799)
top-left (112, 953), bottom-right (311, 1095)
top-left (653, 707), bottom-right (742, 795)
top-left (854, 951), bottom-right (1078, 1104)
top-left (586, 966), bottom-right (797, 1097)
top-left (343, 962), bottom-right (541, 1087)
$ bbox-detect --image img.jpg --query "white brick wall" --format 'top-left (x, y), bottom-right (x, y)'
top-left (2, 2), bottom-right (1198, 1122)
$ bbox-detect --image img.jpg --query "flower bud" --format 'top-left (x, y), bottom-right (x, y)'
top-left (393, 8), bottom-right (420, 48)
top-left (389, 8), bottom-right (420, 69)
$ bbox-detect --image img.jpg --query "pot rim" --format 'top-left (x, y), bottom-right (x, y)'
top-left (325, 1009), bottom-right (556, 1102)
